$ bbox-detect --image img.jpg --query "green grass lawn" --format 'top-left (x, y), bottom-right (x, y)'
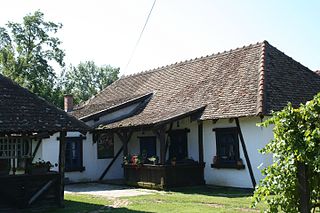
top-left (35, 186), bottom-right (265, 213)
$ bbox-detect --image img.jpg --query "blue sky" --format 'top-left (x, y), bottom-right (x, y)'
top-left (0, 0), bottom-right (319, 76)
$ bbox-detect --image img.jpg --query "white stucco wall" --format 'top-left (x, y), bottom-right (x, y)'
top-left (36, 131), bottom-right (123, 182)
top-left (203, 117), bottom-right (273, 188)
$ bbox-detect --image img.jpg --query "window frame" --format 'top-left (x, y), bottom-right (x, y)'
top-left (168, 129), bottom-right (188, 161)
top-left (212, 127), bottom-right (244, 169)
top-left (65, 137), bottom-right (85, 172)
top-left (139, 136), bottom-right (157, 158)
top-left (96, 133), bottom-right (114, 159)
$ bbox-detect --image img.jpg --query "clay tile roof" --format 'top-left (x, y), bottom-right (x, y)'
top-left (72, 41), bottom-right (320, 129)
top-left (0, 74), bottom-right (90, 133)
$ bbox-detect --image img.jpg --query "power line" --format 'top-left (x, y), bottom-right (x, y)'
top-left (122, 0), bottom-right (157, 74)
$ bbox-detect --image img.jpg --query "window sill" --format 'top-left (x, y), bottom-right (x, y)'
top-left (97, 156), bottom-right (114, 159)
top-left (65, 166), bottom-right (85, 173)
top-left (211, 163), bottom-right (245, 170)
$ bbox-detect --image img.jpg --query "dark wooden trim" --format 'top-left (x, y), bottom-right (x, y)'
top-left (166, 128), bottom-right (190, 133)
top-left (198, 122), bottom-right (204, 163)
top-left (164, 123), bottom-right (173, 158)
top-left (211, 163), bottom-right (245, 170)
top-left (116, 130), bottom-right (133, 157)
top-left (99, 146), bottom-right (124, 181)
top-left (57, 135), bottom-right (86, 140)
top-left (65, 167), bottom-right (85, 172)
top-left (212, 127), bottom-right (237, 132)
top-left (153, 126), bottom-right (166, 164)
top-left (235, 118), bottom-right (256, 188)
top-left (58, 131), bottom-right (66, 207)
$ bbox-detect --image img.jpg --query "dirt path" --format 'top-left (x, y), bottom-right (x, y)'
top-left (65, 183), bottom-right (161, 198)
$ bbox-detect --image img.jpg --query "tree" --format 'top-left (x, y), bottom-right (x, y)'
top-left (61, 61), bottom-right (119, 104)
top-left (252, 94), bottom-right (320, 212)
top-left (0, 10), bottom-right (65, 106)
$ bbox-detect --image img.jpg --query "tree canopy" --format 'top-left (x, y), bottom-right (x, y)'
top-left (0, 10), bottom-right (65, 106)
top-left (0, 11), bottom-right (120, 108)
top-left (252, 94), bottom-right (320, 212)
top-left (60, 61), bottom-right (119, 104)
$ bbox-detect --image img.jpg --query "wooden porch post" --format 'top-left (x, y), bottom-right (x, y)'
top-left (198, 121), bottom-right (204, 163)
top-left (154, 126), bottom-right (166, 164)
top-left (58, 131), bottom-right (66, 207)
top-left (159, 128), bottom-right (166, 164)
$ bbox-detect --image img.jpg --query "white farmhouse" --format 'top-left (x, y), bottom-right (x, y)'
top-left (38, 41), bottom-right (320, 189)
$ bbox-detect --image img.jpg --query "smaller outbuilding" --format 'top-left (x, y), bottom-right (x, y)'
top-left (0, 74), bottom-right (90, 209)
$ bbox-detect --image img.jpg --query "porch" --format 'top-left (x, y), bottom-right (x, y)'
top-left (96, 107), bottom-right (207, 189)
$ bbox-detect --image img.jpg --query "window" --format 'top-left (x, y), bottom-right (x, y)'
top-left (139, 136), bottom-right (156, 158)
top-left (0, 137), bottom-right (32, 159)
top-left (97, 133), bottom-right (114, 159)
top-left (0, 137), bottom-right (32, 174)
top-left (65, 137), bottom-right (84, 172)
top-left (169, 130), bottom-right (188, 161)
top-left (212, 128), bottom-right (244, 169)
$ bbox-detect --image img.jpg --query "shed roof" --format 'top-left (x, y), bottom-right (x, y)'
top-left (72, 41), bottom-right (320, 129)
top-left (0, 74), bottom-right (90, 133)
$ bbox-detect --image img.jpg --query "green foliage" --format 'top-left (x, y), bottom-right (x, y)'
top-left (0, 10), bottom-right (65, 106)
top-left (60, 61), bottom-right (119, 104)
top-left (252, 94), bottom-right (320, 212)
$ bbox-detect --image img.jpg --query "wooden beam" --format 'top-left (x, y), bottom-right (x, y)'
top-left (116, 130), bottom-right (132, 157)
top-left (153, 126), bottom-right (166, 164)
top-left (58, 131), bottom-right (66, 207)
top-left (99, 146), bottom-right (124, 181)
top-left (31, 139), bottom-right (42, 161)
top-left (28, 180), bottom-right (55, 206)
top-left (160, 129), bottom-right (166, 164)
top-left (235, 118), bottom-right (256, 188)
top-left (164, 123), bottom-right (173, 158)
top-left (198, 122), bottom-right (204, 163)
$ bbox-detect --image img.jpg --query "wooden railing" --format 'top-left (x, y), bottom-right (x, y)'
top-left (0, 172), bottom-right (61, 209)
top-left (124, 162), bottom-right (205, 189)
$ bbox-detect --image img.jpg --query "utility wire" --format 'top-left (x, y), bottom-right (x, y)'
top-left (122, 0), bottom-right (157, 74)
